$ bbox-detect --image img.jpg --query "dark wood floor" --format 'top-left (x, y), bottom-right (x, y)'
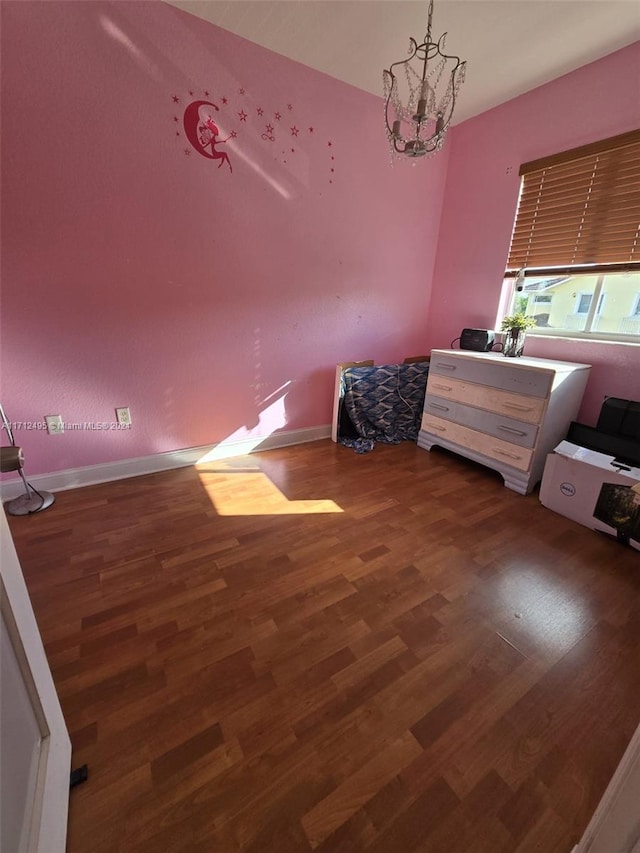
top-left (8, 439), bottom-right (640, 852)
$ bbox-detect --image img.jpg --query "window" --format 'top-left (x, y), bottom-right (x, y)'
top-left (501, 129), bottom-right (640, 342)
top-left (575, 292), bottom-right (604, 315)
top-left (575, 294), bottom-right (592, 315)
top-left (511, 272), bottom-right (640, 336)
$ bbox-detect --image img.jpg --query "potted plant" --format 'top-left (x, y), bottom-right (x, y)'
top-left (500, 312), bottom-right (537, 357)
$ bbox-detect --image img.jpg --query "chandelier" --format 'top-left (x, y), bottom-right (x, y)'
top-left (383, 0), bottom-right (466, 160)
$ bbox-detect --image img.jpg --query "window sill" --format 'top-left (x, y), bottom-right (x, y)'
top-left (519, 331), bottom-right (640, 346)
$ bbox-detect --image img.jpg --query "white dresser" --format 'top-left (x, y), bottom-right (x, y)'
top-left (417, 350), bottom-right (591, 494)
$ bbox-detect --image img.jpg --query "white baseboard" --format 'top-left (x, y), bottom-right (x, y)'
top-left (0, 425), bottom-right (331, 500)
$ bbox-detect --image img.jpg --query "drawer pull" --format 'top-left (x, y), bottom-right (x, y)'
top-left (498, 425), bottom-right (527, 437)
top-left (493, 448), bottom-right (523, 460)
top-left (503, 402), bottom-right (534, 412)
top-left (436, 363), bottom-right (457, 371)
top-left (432, 383), bottom-right (453, 392)
top-left (426, 423), bottom-right (447, 432)
top-left (429, 403), bottom-right (450, 412)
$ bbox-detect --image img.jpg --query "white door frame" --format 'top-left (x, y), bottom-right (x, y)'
top-left (572, 721), bottom-right (640, 853)
top-left (1, 508), bottom-right (71, 852)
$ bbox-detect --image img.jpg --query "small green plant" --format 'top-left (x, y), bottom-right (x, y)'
top-left (500, 312), bottom-right (537, 331)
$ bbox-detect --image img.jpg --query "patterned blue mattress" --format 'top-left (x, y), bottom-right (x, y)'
top-left (339, 362), bottom-right (429, 453)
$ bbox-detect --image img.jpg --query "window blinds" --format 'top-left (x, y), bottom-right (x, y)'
top-left (506, 129), bottom-right (640, 275)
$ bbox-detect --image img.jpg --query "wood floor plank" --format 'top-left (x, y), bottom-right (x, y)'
top-left (6, 438), bottom-right (640, 852)
top-left (301, 730), bottom-right (423, 848)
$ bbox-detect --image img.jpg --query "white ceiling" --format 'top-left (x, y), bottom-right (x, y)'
top-left (164, 1), bottom-right (640, 125)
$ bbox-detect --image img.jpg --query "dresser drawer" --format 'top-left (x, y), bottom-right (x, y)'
top-left (426, 374), bottom-right (546, 425)
top-left (421, 414), bottom-right (533, 471)
top-left (429, 354), bottom-right (551, 399)
top-left (423, 395), bottom-right (539, 448)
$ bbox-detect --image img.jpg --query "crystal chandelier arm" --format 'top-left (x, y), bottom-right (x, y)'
top-left (392, 135), bottom-right (408, 154)
top-left (383, 38), bottom-right (421, 137)
top-left (438, 36), bottom-right (464, 71)
top-left (383, 36), bottom-right (421, 83)
top-left (382, 72), bottom-right (398, 138)
top-left (437, 55), bottom-right (466, 130)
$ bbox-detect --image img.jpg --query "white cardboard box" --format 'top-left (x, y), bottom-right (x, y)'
top-left (539, 440), bottom-right (640, 552)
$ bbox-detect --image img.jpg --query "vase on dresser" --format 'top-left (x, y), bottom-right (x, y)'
top-left (503, 327), bottom-right (527, 357)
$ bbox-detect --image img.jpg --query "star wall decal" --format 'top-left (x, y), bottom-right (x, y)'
top-left (169, 82), bottom-right (335, 184)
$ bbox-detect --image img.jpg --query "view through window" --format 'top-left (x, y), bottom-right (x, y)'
top-left (505, 272), bottom-right (640, 340)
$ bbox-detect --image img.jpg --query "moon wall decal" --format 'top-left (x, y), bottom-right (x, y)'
top-left (183, 100), bottom-right (233, 172)
top-left (183, 100), bottom-right (219, 159)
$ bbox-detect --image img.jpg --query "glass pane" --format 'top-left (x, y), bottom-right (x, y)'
top-left (600, 274), bottom-right (640, 335)
top-left (577, 294), bottom-right (592, 314)
top-left (506, 272), bottom-right (640, 338)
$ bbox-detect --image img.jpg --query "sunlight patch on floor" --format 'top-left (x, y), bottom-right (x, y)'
top-left (494, 568), bottom-right (590, 656)
top-left (196, 460), bottom-right (342, 516)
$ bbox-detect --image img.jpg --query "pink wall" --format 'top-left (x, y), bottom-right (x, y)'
top-left (0, 1), bottom-right (448, 475)
top-left (427, 42), bottom-right (640, 425)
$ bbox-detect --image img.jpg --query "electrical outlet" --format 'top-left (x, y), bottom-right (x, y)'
top-left (115, 407), bottom-right (131, 426)
top-left (45, 415), bottom-right (64, 435)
